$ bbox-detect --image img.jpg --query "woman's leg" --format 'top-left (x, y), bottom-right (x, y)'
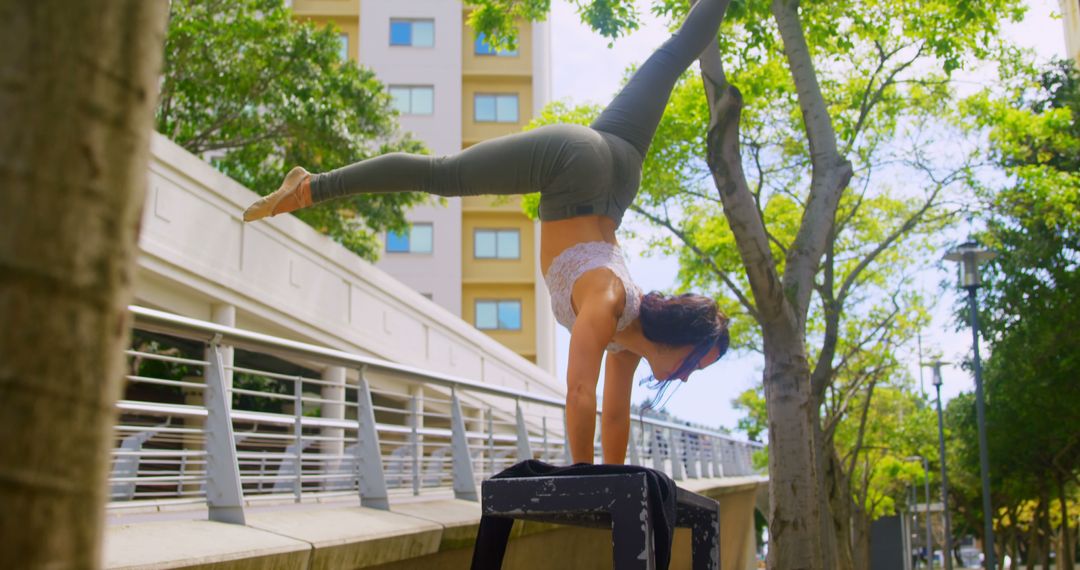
top-left (589, 0), bottom-right (728, 157)
top-left (310, 124), bottom-right (591, 204)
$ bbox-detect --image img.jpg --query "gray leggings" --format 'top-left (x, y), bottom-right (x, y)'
top-left (310, 0), bottom-right (726, 227)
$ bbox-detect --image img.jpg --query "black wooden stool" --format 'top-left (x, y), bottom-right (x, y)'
top-left (475, 472), bottom-right (720, 569)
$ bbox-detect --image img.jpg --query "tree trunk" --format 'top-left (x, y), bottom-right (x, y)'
top-left (851, 504), bottom-right (871, 570)
top-left (1039, 489), bottom-right (1052, 570)
top-left (811, 409), bottom-right (855, 570)
top-left (762, 329), bottom-right (824, 570)
top-left (1058, 473), bottom-right (1073, 570)
top-left (826, 448), bottom-right (856, 570)
top-left (1027, 503), bottom-right (1040, 570)
top-left (811, 405), bottom-right (839, 569)
top-left (696, 17), bottom-right (826, 569)
top-left (0, 2), bottom-right (167, 568)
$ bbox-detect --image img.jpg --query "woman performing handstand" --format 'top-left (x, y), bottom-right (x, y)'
top-left (244, 0), bottom-right (731, 465)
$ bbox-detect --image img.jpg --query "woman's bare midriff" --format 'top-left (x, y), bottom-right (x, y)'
top-left (539, 215), bottom-right (620, 276)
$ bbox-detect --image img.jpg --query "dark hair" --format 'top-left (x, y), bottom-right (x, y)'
top-left (638, 292), bottom-right (731, 404)
top-left (639, 292), bottom-right (730, 349)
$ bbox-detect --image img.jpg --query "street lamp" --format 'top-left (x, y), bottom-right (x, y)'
top-left (944, 241), bottom-right (997, 570)
top-left (926, 361), bottom-right (955, 570)
top-left (906, 455), bottom-right (934, 569)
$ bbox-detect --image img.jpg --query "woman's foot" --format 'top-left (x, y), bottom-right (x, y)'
top-left (242, 166), bottom-right (313, 222)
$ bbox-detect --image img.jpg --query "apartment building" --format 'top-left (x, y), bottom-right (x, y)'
top-left (1063, 0), bottom-right (1080, 68)
top-left (289, 0), bottom-right (556, 373)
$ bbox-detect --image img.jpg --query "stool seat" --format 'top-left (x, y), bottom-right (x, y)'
top-left (476, 471), bottom-right (720, 570)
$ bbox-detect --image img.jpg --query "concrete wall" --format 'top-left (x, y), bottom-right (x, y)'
top-left (137, 132), bottom-right (563, 399)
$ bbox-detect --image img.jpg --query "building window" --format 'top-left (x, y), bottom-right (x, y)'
top-left (474, 94), bottom-right (519, 123)
top-left (388, 85), bottom-right (434, 115)
top-left (474, 229), bottom-right (520, 259)
top-left (338, 33), bottom-right (350, 61)
top-left (475, 32), bottom-right (518, 56)
top-left (475, 300), bottom-right (522, 331)
top-left (390, 19), bottom-right (434, 47)
top-left (386, 223), bottom-right (433, 254)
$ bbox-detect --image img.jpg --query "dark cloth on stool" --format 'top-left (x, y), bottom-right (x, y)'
top-left (470, 460), bottom-right (678, 569)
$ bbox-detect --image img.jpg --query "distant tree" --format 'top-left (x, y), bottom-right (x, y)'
top-left (158, 0), bottom-right (429, 260)
top-left (952, 57), bottom-right (1080, 568)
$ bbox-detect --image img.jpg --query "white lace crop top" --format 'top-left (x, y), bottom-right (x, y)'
top-left (543, 241), bottom-right (642, 353)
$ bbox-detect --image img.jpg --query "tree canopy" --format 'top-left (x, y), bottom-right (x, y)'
top-left (946, 57), bottom-right (1080, 566)
top-left (158, 0), bottom-right (429, 260)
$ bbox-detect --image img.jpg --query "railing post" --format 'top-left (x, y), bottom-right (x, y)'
top-left (713, 439), bottom-right (724, 477)
top-left (651, 424), bottom-right (664, 472)
top-left (356, 366), bottom-right (389, 510)
top-left (725, 441), bottom-right (737, 476)
top-left (410, 392), bottom-right (420, 496)
top-left (542, 416), bottom-right (549, 463)
top-left (562, 409), bottom-right (572, 465)
top-left (293, 375), bottom-right (303, 502)
top-left (627, 420), bottom-right (641, 466)
top-left (514, 399), bottom-right (533, 461)
top-left (703, 439), bottom-right (715, 478)
top-left (205, 341), bottom-right (245, 524)
top-left (685, 433), bottom-right (699, 479)
top-left (668, 428), bottom-right (685, 481)
top-left (450, 388), bottom-right (478, 501)
top-left (487, 408), bottom-right (496, 474)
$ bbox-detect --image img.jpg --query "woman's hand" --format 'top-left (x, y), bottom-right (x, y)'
top-left (564, 269), bottom-right (623, 463)
top-left (601, 349), bottom-right (642, 464)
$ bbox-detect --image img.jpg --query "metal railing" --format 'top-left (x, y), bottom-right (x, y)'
top-left (110, 306), bottom-right (762, 524)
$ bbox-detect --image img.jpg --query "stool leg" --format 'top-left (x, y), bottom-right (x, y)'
top-left (470, 516), bottom-right (514, 570)
top-left (611, 501), bottom-right (655, 570)
top-left (690, 508), bottom-right (720, 570)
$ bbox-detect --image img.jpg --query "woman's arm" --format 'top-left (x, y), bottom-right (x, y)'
top-left (564, 271), bottom-right (623, 463)
top-left (601, 349), bottom-right (642, 464)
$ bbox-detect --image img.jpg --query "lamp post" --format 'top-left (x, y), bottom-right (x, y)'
top-left (927, 361), bottom-right (954, 570)
top-left (906, 455), bottom-right (934, 569)
top-left (944, 241), bottom-right (997, 570)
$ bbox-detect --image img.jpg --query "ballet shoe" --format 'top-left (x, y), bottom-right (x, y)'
top-left (242, 166), bottom-right (312, 222)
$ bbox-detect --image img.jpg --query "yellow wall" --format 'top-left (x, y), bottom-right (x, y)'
top-left (291, 0), bottom-right (358, 17)
top-left (461, 195), bottom-right (524, 214)
top-left (462, 283), bottom-right (537, 359)
top-left (461, 210), bottom-right (535, 284)
top-left (462, 19), bottom-right (533, 77)
top-left (462, 77), bottom-right (533, 145)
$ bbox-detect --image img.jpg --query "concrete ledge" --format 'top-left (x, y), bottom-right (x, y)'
top-left (103, 519), bottom-right (311, 570)
top-left (245, 507), bottom-right (443, 570)
top-left (103, 476), bottom-right (767, 569)
top-left (387, 499), bottom-right (482, 552)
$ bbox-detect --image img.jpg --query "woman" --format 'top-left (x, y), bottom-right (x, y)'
top-left (244, 0), bottom-right (731, 465)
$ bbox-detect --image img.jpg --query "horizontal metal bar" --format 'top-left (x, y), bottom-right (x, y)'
top-left (110, 475), bottom-right (206, 483)
top-left (110, 450), bottom-right (208, 457)
top-left (131, 305), bottom-right (567, 407)
top-left (117, 400), bottom-right (207, 418)
top-left (125, 350), bottom-right (209, 367)
top-left (125, 375), bottom-right (207, 390)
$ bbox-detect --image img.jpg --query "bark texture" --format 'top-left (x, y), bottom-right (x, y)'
top-left (0, 1), bottom-right (167, 567)
top-left (697, 12), bottom-right (831, 566)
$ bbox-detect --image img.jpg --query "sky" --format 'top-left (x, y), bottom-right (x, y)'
top-left (544, 0), bottom-right (1067, 435)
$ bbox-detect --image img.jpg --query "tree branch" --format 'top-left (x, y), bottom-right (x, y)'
top-left (698, 22), bottom-right (790, 328)
top-left (771, 0), bottom-right (854, 328)
top-left (631, 204), bottom-right (761, 322)
top-left (836, 183), bottom-right (945, 306)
